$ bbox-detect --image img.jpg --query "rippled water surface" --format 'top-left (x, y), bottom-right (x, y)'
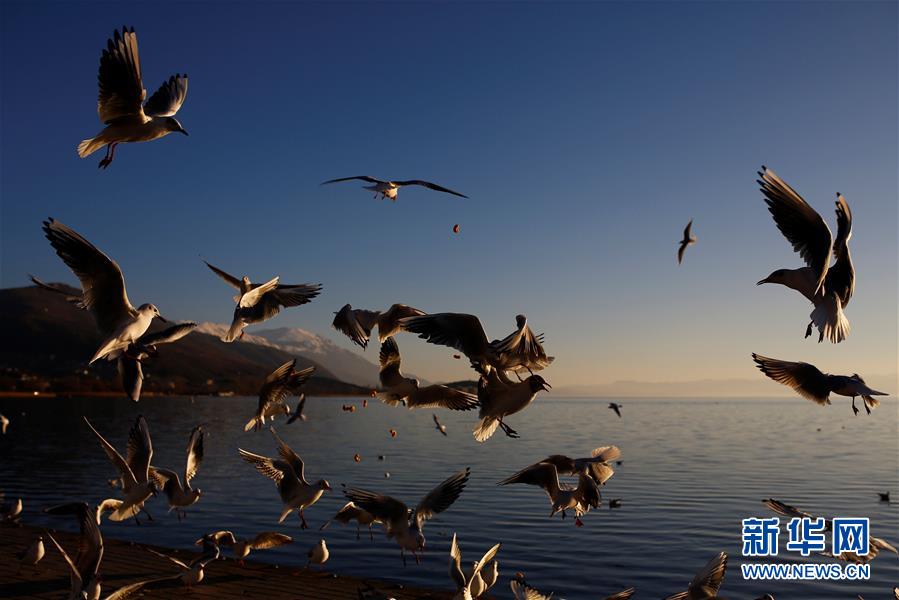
top-left (1, 395), bottom-right (896, 598)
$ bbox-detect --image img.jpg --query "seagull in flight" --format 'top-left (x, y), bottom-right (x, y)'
top-left (78, 27), bottom-right (188, 169)
top-left (321, 175), bottom-right (468, 201)
top-left (752, 353), bottom-right (888, 415)
top-left (145, 547), bottom-right (215, 589)
top-left (332, 303), bottom-right (426, 349)
top-left (204, 261), bottom-right (321, 342)
top-left (246, 360), bottom-right (315, 431)
top-left (43, 218), bottom-right (167, 364)
top-left (608, 402), bottom-right (622, 418)
top-left (119, 322), bottom-right (197, 402)
top-left (239, 428), bottom-right (331, 528)
top-left (498, 462), bottom-right (601, 522)
top-left (194, 531), bottom-right (292, 565)
top-left (401, 313), bottom-right (554, 380)
top-left (84, 415), bottom-right (158, 523)
top-left (433, 414), bottom-right (448, 436)
top-left (664, 552), bottom-right (728, 600)
top-left (473, 369), bottom-right (551, 441)
top-left (320, 502), bottom-right (383, 541)
top-left (286, 393), bottom-right (308, 424)
top-left (506, 445), bottom-right (621, 488)
top-left (678, 219), bottom-right (696, 264)
top-left (149, 426), bottom-right (205, 520)
top-left (377, 337), bottom-right (479, 411)
top-left (756, 167), bottom-right (855, 343)
top-left (448, 533), bottom-right (501, 600)
top-left (510, 574), bottom-right (635, 600)
top-left (344, 468), bottom-right (471, 566)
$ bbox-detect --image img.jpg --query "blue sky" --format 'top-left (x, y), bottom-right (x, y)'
top-left (1, 1), bottom-right (896, 389)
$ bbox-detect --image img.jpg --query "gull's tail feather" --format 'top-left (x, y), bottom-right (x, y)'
top-left (222, 318), bottom-right (245, 343)
top-left (90, 336), bottom-right (125, 364)
top-left (278, 506), bottom-right (293, 524)
top-left (810, 293), bottom-right (850, 344)
top-left (77, 137), bottom-right (105, 158)
top-left (473, 417), bottom-right (499, 443)
top-left (862, 396), bottom-right (881, 412)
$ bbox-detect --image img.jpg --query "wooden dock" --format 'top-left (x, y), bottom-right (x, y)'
top-left (0, 523), bottom-right (454, 600)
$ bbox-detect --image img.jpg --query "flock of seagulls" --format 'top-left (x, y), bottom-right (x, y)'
top-left (1, 23), bottom-right (891, 600)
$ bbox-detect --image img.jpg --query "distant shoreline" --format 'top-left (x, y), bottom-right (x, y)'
top-left (0, 390), bottom-right (373, 399)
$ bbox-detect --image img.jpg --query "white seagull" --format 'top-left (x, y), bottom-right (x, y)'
top-left (238, 427), bottom-right (331, 528)
top-left (0, 414), bottom-right (8, 435)
top-left (678, 219), bottom-right (696, 264)
top-left (43, 218), bottom-right (166, 364)
top-left (498, 462), bottom-right (601, 521)
top-left (16, 535), bottom-right (45, 574)
top-left (149, 425), bottom-right (205, 520)
top-left (246, 360), bottom-right (315, 432)
top-left (305, 539), bottom-right (330, 569)
top-left (1, 497), bottom-right (23, 522)
top-left (332, 303), bottom-right (426, 349)
top-left (145, 547), bottom-right (214, 589)
top-left (473, 369), bottom-right (551, 441)
top-left (321, 175), bottom-right (468, 201)
top-left (84, 415), bottom-right (157, 523)
top-left (204, 261), bottom-right (322, 342)
top-left (756, 167), bottom-right (855, 343)
top-left (377, 337), bottom-right (479, 411)
top-left (752, 353), bottom-right (889, 415)
top-left (664, 552), bottom-right (728, 600)
top-left (449, 533), bottom-right (501, 600)
top-left (320, 502), bottom-right (384, 541)
top-left (78, 27), bottom-right (188, 169)
top-left (119, 322), bottom-right (197, 402)
top-left (344, 468), bottom-right (471, 566)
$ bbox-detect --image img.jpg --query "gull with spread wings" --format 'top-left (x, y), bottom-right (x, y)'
top-left (84, 415), bottom-right (157, 523)
top-left (344, 468), bottom-right (471, 566)
top-left (472, 369), bottom-right (551, 441)
top-left (194, 531), bottom-right (292, 566)
top-left (320, 502), bottom-right (384, 541)
top-left (238, 428), bottom-right (331, 528)
top-left (78, 27), bottom-right (188, 169)
top-left (245, 360), bottom-right (315, 432)
top-left (664, 552), bottom-right (728, 600)
top-left (497, 462), bottom-right (601, 523)
top-left (332, 303), bottom-right (426, 349)
top-left (377, 337), bottom-right (479, 411)
top-left (401, 313), bottom-right (553, 380)
top-left (510, 573), bottom-right (635, 600)
top-left (449, 533), bottom-right (501, 600)
top-left (149, 426), bottom-right (205, 520)
top-left (756, 167), bottom-right (856, 343)
top-left (678, 219), bottom-right (696, 264)
top-left (752, 353), bottom-right (888, 415)
top-left (322, 175), bottom-right (468, 201)
top-left (43, 218), bottom-right (167, 364)
top-left (504, 445), bottom-right (620, 489)
top-left (204, 261), bottom-right (321, 342)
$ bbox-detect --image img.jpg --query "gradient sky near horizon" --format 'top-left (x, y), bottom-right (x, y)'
top-left (1, 1), bottom-right (896, 389)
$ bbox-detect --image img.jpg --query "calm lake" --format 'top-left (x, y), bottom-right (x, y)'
top-left (0, 395), bottom-right (896, 599)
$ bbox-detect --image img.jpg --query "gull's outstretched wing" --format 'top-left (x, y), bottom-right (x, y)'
top-left (238, 449), bottom-right (292, 484)
top-left (270, 427), bottom-right (306, 484)
top-left (97, 27), bottom-right (146, 124)
top-left (415, 468), bottom-right (471, 524)
top-left (203, 261), bottom-right (243, 290)
top-left (827, 194), bottom-right (855, 305)
top-left (145, 547), bottom-right (190, 570)
top-left (44, 502), bottom-right (103, 585)
top-left (449, 533), bottom-right (466, 591)
top-left (125, 415), bottom-right (153, 484)
top-left (497, 463), bottom-right (561, 497)
top-left (406, 386), bottom-right (479, 411)
top-left (603, 587), bottom-right (636, 600)
top-left (143, 74), bottom-right (188, 117)
top-left (758, 167), bottom-right (832, 294)
top-left (510, 580), bottom-right (552, 600)
top-left (43, 218), bottom-right (134, 334)
top-left (84, 417), bottom-right (137, 488)
top-left (342, 488), bottom-right (409, 533)
top-left (137, 322), bottom-right (197, 347)
top-left (393, 179), bottom-right (468, 198)
top-left (248, 531), bottom-right (293, 550)
top-left (379, 337), bottom-right (405, 388)
top-left (332, 304), bottom-right (379, 349)
top-left (378, 304), bottom-right (427, 341)
top-left (184, 426), bottom-right (204, 484)
top-left (752, 354), bottom-right (831, 405)
top-left (401, 313), bottom-right (490, 362)
top-left (321, 175), bottom-right (385, 185)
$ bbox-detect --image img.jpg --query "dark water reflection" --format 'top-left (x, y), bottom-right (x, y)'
top-left (0, 395), bottom-right (896, 598)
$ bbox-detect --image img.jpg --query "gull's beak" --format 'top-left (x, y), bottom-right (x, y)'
top-left (756, 277), bottom-right (769, 286)
top-left (180, 129), bottom-right (189, 136)
top-left (541, 381), bottom-right (552, 391)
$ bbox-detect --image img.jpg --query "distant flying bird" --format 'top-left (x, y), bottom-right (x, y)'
top-left (332, 303), bottom-right (426, 349)
top-left (433, 414), bottom-right (448, 436)
top-left (321, 175), bottom-right (468, 201)
top-left (763, 499), bottom-right (898, 564)
top-left (344, 468), bottom-right (471, 566)
top-left (756, 167), bottom-right (855, 343)
top-left (119, 322), bottom-right (197, 402)
top-left (473, 369), bottom-right (551, 441)
top-left (78, 27), bottom-right (188, 169)
top-left (401, 313), bottom-right (554, 380)
top-left (320, 502), bottom-right (383, 541)
top-left (507, 446), bottom-right (620, 488)
top-left (878, 492), bottom-right (890, 502)
top-left (204, 261), bottom-right (321, 342)
top-left (43, 218), bottom-right (167, 364)
top-left (664, 552), bottom-right (728, 600)
top-left (377, 337), bottom-right (479, 411)
top-left (245, 360), bottom-right (315, 432)
top-left (84, 415), bottom-right (157, 523)
top-left (448, 533), bottom-right (501, 600)
top-left (608, 402), bottom-right (622, 418)
top-left (43, 500), bottom-right (124, 600)
top-left (238, 428), bottom-right (331, 528)
top-left (752, 353), bottom-right (888, 415)
top-left (677, 219), bottom-right (696, 264)
top-left (305, 539), bottom-right (329, 569)
top-left (149, 426), bottom-right (205, 520)
top-left (498, 462), bottom-right (601, 521)
top-left (286, 393), bottom-right (308, 424)
top-left (194, 531), bottom-right (292, 565)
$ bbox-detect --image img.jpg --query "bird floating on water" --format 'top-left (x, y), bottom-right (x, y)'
top-left (78, 27), bottom-right (188, 169)
top-left (321, 175), bottom-right (468, 201)
top-left (756, 167), bottom-right (855, 343)
top-left (752, 353), bottom-right (888, 415)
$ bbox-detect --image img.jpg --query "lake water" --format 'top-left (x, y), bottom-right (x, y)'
top-left (0, 395), bottom-right (896, 599)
